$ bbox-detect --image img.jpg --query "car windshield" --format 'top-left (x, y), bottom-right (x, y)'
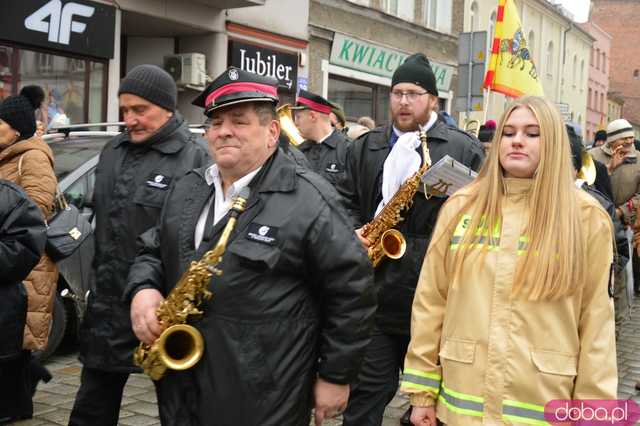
top-left (48, 136), bottom-right (113, 180)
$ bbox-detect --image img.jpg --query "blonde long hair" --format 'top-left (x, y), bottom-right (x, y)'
top-left (448, 96), bottom-right (585, 301)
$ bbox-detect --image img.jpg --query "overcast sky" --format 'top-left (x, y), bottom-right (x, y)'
top-left (556, 0), bottom-right (590, 22)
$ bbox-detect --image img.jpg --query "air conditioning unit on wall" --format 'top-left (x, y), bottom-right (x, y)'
top-left (163, 53), bottom-right (206, 89)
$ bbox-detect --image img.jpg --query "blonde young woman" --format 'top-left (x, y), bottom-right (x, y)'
top-left (402, 96), bottom-right (617, 426)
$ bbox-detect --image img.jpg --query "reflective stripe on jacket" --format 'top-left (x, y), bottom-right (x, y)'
top-left (402, 178), bottom-right (617, 425)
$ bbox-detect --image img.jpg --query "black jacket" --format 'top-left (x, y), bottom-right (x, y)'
top-left (337, 121), bottom-right (484, 335)
top-left (298, 129), bottom-right (350, 187)
top-left (582, 184), bottom-right (629, 273)
top-left (0, 180), bottom-right (46, 361)
top-left (125, 149), bottom-right (376, 426)
top-left (79, 113), bottom-right (209, 372)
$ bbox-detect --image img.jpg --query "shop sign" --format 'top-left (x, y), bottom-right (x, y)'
top-left (0, 0), bottom-right (115, 59)
top-left (330, 32), bottom-right (454, 92)
top-left (229, 40), bottom-right (298, 93)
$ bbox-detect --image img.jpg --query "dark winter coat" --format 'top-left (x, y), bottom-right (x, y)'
top-left (0, 180), bottom-right (46, 361)
top-left (125, 148), bottom-right (376, 426)
top-left (336, 120), bottom-right (484, 335)
top-left (298, 128), bottom-right (350, 187)
top-left (79, 113), bottom-right (209, 372)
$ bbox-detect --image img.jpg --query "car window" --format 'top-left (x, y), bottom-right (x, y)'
top-left (49, 136), bottom-right (112, 180)
top-left (65, 174), bottom-right (89, 209)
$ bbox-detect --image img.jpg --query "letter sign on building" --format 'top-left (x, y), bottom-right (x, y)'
top-left (0, 0), bottom-right (115, 59)
top-left (330, 32), bottom-right (454, 93)
top-left (229, 40), bottom-right (299, 93)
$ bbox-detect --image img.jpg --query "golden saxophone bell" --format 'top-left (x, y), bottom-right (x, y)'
top-left (369, 229), bottom-right (407, 268)
top-left (156, 324), bottom-right (205, 372)
top-left (578, 151), bottom-right (596, 186)
top-left (277, 104), bottom-right (305, 146)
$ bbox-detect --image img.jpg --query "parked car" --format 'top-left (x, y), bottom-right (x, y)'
top-left (38, 123), bottom-right (208, 359)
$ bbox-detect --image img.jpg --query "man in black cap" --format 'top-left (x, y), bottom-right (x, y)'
top-left (336, 53), bottom-right (484, 426)
top-left (126, 67), bottom-right (376, 426)
top-left (69, 64), bottom-right (209, 426)
top-left (293, 89), bottom-right (351, 187)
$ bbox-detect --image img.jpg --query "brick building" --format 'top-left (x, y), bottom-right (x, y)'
top-left (591, 0), bottom-right (640, 136)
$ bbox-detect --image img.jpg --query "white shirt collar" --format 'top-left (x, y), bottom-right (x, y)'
top-left (204, 163), bottom-right (261, 199)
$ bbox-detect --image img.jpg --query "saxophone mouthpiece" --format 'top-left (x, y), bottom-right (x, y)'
top-left (230, 187), bottom-right (251, 217)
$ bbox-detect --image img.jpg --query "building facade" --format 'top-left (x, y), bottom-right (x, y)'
top-left (462, 0), bottom-right (592, 138)
top-left (308, 0), bottom-right (459, 127)
top-left (607, 92), bottom-right (624, 124)
top-left (0, 0), bottom-right (310, 126)
top-left (591, 0), bottom-right (640, 137)
top-left (579, 21), bottom-right (611, 144)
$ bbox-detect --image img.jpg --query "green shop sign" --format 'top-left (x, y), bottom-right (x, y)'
top-left (330, 32), bottom-right (453, 92)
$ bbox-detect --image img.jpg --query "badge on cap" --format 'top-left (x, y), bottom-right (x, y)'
top-left (228, 69), bottom-right (239, 81)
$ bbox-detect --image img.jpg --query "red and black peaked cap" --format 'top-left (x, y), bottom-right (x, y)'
top-left (292, 90), bottom-right (333, 114)
top-left (192, 67), bottom-right (279, 116)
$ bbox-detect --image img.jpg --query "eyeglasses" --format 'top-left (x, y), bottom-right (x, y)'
top-left (390, 90), bottom-right (429, 102)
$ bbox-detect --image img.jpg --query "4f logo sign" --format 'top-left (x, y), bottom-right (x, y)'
top-left (25, 0), bottom-right (95, 45)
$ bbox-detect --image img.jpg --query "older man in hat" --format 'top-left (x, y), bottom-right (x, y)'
top-left (336, 53), bottom-right (484, 426)
top-left (590, 118), bottom-right (640, 326)
top-left (69, 64), bottom-right (209, 426)
top-left (293, 89), bottom-right (351, 187)
top-left (125, 67), bottom-right (376, 426)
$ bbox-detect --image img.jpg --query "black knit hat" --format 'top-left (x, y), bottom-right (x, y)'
top-left (118, 65), bottom-right (177, 112)
top-left (392, 53), bottom-right (438, 97)
top-left (0, 91), bottom-right (40, 140)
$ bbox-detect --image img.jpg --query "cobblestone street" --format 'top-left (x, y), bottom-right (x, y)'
top-left (10, 298), bottom-right (640, 426)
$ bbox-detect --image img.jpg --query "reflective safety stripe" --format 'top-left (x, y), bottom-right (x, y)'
top-left (401, 368), bottom-right (441, 394)
top-left (503, 400), bottom-right (549, 425)
top-left (517, 235), bottom-right (530, 255)
top-left (450, 214), bottom-right (501, 251)
top-left (437, 384), bottom-right (484, 417)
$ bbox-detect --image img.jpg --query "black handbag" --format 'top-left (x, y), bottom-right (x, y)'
top-left (17, 152), bottom-right (92, 262)
top-left (45, 192), bottom-right (92, 262)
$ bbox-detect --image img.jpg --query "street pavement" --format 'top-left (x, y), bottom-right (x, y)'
top-left (11, 298), bottom-right (640, 426)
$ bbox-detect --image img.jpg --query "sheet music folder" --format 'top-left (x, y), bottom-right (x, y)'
top-left (419, 155), bottom-right (478, 197)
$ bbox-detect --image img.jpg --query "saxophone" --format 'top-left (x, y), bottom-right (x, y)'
top-left (361, 129), bottom-right (431, 268)
top-left (133, 187), bottom-right (251, 380)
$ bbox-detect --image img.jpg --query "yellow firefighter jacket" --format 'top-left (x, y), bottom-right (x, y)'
top-left (402, 178), bottom-right (617, 425)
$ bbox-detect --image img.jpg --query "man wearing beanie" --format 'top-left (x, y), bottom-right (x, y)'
top-left (69, 64), bottom-right (209, 426)
top-left (293, 90), bottom-right (351, 187)
top-left (336, 53), bottom-right (484, 426)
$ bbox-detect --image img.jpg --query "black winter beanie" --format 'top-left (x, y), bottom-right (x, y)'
top-left (118, 64), bottom-right (177, 112)
top-left (0, 92), bottom-right (39, 140)
top-left (392, 53), bottom-right (438, 97)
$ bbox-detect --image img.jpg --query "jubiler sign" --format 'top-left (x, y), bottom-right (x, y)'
top-left (330, 33), bottom-right (454, 92)
top-left (229, 40), bottom-right (298, 93)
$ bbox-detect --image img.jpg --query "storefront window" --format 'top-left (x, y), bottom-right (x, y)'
top-left (0, 43), bottom-right (107, 128)
top-left (328, 75), bottom-right (390, 126)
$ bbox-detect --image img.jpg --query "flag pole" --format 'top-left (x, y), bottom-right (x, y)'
top-left (483, 87), bottom-right (492, 124)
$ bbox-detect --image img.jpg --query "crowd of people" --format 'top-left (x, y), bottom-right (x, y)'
top-left (0, 50), bottom-right (630, 426)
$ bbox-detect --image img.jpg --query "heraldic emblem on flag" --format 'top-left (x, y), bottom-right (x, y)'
top-left (483, 0), bottom-right (544, 97)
